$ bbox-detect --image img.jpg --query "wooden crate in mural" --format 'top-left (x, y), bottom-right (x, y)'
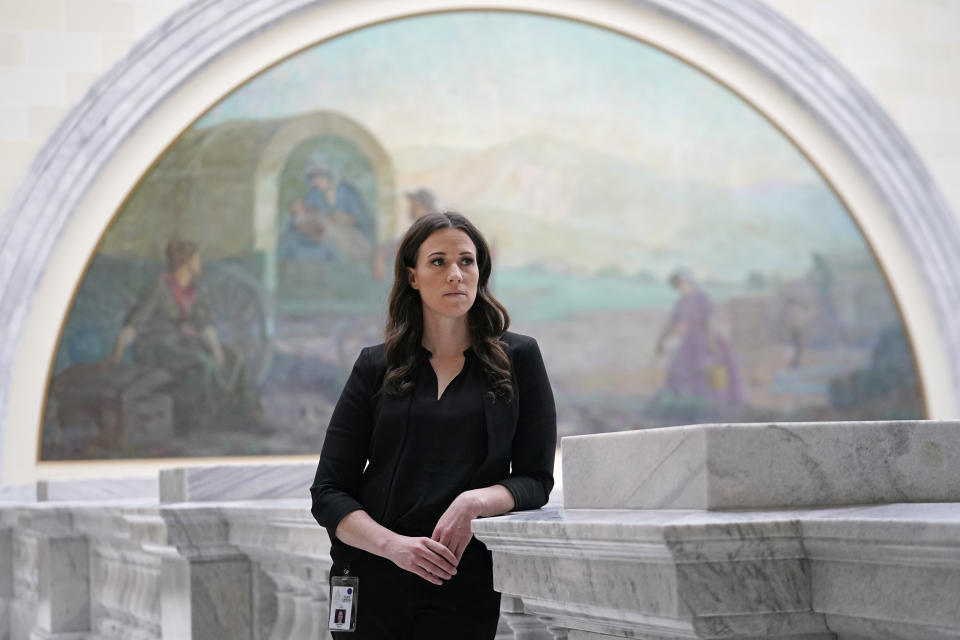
top-left (48, 364), bottom-right (173, 455)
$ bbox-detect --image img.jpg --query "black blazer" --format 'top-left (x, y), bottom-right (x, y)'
top-left (310, 331), bottom-right (557, 559)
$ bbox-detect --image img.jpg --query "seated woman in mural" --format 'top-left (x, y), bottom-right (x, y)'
top-left (655, 267), bottom-right (744, 407)
top-left (278, 158), bottom-right (375, 262)
top-left (105, 239), bottom-right (258, 431)
top-left (311, 212), bottom-right (556, 639)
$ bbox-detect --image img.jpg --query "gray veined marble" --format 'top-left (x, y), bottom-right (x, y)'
top-left (0, 493), bottom-right (338, 639)
top-left (474, 502), bottom-right (960, 640)
top-left (0, 478), bottom-right (159, 504)
top-left (562, 420), bottom-right (960, 509)
top-left (0, 463), bottom-right (559, 640)
top-left (477, 423), bottom-right (960, 640)
top-left (476, 507), bottom-right (828, 638)
top-left (0, 463), bottom-right (316, 507)
top-left (38, 476), bottom-right (158, 502)
top-left (36, 535), bottom-right (89, 634)
top-left (159, 463), bottom-right (316, 504)
top-left (0, 433), bottom-right (956, 640)
top-left (161, 555), bottom-right (252, 639)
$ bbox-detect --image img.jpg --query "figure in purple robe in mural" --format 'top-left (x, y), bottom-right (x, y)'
top-left (655, 267), bottom-right (744, 405)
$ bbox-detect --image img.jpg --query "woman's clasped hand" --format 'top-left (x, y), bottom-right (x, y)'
top-left (385, 533), bottom-right (458, 585)
top-left (389, 488), bottom-right (511, 584)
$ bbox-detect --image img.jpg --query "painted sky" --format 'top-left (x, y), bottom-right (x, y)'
top-left (198, 11), bottom-right (817, 185)
top-left (194, 10), bottom-right (871, 280)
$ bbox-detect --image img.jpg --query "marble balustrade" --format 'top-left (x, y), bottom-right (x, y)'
top-left (6, 420), bottom-right (955, 639)
top-left (0, 497), bottom-right (339, 640)
top-left (0, 467), bottom-right (550, 639)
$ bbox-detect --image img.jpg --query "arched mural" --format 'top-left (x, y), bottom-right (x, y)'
top-left (40, 10), bottom-right (923, 461)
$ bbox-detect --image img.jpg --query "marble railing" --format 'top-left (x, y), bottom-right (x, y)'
top-left (474, 420), bottom-right (960, 640)
top-left (6, 420), bottom-right (955, 639)
top-left (0, 499), bottom-right (312, 640)
top-left (0, 463), bottom-right (555, 640)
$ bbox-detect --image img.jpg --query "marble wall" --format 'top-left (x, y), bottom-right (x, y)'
top-left (1, 0), bottom-right (958, 220)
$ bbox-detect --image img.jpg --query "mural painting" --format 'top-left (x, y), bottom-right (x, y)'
top-left (41, 11), bottom-right (923, 460)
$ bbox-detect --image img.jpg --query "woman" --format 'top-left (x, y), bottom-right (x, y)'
top-left (310, 212), bottom-right (556, 639)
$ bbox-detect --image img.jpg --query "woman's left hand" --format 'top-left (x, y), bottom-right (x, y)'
top-left (431, 491), bottom-right (482, 564)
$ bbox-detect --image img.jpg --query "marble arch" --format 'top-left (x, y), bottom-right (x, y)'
top-left (2, 0), bottom-right (959, 483)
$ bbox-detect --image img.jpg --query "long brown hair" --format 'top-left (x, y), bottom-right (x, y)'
top-left (384, 212), bottom-right (512, 402)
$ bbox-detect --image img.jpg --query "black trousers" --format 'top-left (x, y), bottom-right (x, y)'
top-left (330, 540), bottom-right (501, 640)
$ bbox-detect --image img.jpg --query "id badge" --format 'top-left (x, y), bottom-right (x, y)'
top-left (329, 573), bottom-right (359, 633)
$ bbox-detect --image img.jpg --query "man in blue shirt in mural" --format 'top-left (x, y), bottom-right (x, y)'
top-left (278, 156), bottom-right (374, 261)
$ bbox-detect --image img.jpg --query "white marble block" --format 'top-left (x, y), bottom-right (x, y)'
top-left (36, 536), bottom-right (89, 634)
top-left (38, 477), bottom-right (157, 502)
top-left (562, 420), bottom-right (960, 509)
top-left (159, 463), bottom-right (316, 503)
top-left (161, 556), bottom-right (252, 640)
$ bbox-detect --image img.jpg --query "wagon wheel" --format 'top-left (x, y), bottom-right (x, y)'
top-left (203, 263), bottom-right (273, 384)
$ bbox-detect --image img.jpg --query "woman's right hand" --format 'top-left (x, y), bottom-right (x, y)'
top-left (332, 511), bottom-right (458, 585)
top-left (384, 534), bottom-right (458, 585)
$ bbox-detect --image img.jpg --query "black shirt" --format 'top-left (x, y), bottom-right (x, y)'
top-left (389, 347), bottom-right (486, 537)
top-left (310, 332), bottom-right (558, 568)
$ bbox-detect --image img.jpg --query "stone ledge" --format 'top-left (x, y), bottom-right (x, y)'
top-left (474, 503), bottom-right (960, 640)
top-left (528, 598), bottom-right (834, 640)
top-left (562, 421), bottom-right (960, 509)
top-left (0, 462), bottom-right (317, 505)
top-left (159, 463), bottom-right (316, 503)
